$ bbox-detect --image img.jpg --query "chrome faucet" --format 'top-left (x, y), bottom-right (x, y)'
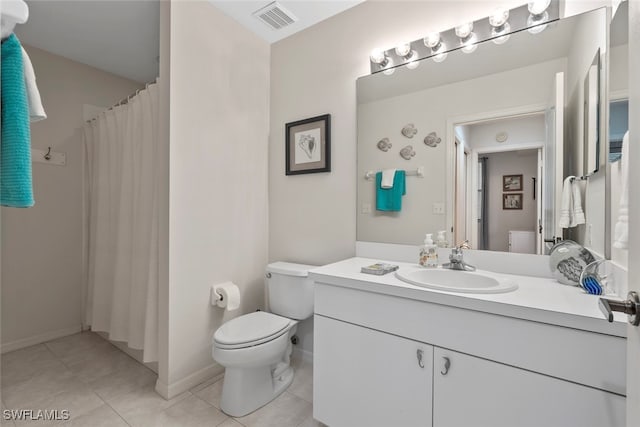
top-left (442, 241), bottom-right (476, 271)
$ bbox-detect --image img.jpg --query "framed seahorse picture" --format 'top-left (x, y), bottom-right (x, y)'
top-left (285, 114), bottom-right (331, 175)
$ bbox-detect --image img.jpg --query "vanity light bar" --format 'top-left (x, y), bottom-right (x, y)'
top-left (369, 0), bottom-right (559, 74)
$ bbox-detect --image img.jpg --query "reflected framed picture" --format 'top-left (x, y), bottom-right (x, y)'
top-left (503, 174), bottom-right (523, 191)
top-left (285, 114), bottom-right (331, 175)
top-left (503, 193), bottom-right (523, 210)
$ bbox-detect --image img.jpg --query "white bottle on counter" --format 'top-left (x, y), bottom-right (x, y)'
top-left (419, 234), bottom-right (438, 267)
top-left (436, 230), bottom-right (449, 248)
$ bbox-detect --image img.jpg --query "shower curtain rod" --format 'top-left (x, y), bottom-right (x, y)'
top-left (85, 79), bottom-right (156, 122)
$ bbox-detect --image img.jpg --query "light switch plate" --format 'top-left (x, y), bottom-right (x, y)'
top-left (432, 202), bottom-right (445, 215)
top-left (361, 203), bottom-right (371, 214)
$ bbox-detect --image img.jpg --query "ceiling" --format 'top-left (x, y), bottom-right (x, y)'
top-left (15, 1), bottom-right (160, 83)
top-left (13, 0), bottom-right (363, 84)
top-left (210, 0), bottom-right (365, 44)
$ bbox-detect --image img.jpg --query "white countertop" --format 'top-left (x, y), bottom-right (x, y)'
top-left (310, 257), bottom-right (627, 338)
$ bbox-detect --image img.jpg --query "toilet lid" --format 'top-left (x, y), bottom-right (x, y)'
top-left (214, 311), bottom-right (291, 346)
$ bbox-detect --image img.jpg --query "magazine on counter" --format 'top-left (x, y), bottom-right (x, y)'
top-left (361, 262), bottom-right (399, 275)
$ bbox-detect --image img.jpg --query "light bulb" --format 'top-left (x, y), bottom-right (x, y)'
top-left (460, 33), bottom-right (478, 53)
top-left (382, 66), bottom-right (395, 76)
top-left (406, 59), bottom-right (420, 70)
top-left (455, 22), bottom-right (473, 39)
top-left (370, 48), bottom-right (387, 65)
top-left (492, 22), bottom-right (511, 44)
top-left (395, 42), bottom-right (412, 58)
top-left (424, 32), bottom-right (441, 49)
top-left (489, 8), bottom-right (509, 28)
top-left (528, 0), bottom-right (551, 16)
top-left (432, 51), bottom-right (448, 63)
top-left (527, 12), bottom-right (549, 34)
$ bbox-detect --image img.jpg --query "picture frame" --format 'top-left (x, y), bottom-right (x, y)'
top-left (503, 193), bottom-right (523, 210)
top-left (503, 174), bottom-right (523, 192)
top-left (285, 114), bottom-right (331, 175)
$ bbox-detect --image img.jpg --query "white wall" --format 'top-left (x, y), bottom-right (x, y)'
top-left (1, 46), bottom-right (142, 352)
top-left (466, 115), bottom-right (546, 151)
top-left (159, 1), bottom-right (270, 397)
top-left (483, 150), bottom-right (539, 252)
top-left (356, 59), bottom-right (564, 245)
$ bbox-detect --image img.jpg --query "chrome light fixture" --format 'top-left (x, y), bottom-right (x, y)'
top-left (368, 0), bottom-right (558, 74)
top-left (527, 0), bottom-right (551, 34)
top-left (489, 8), bottom-right (511, 45)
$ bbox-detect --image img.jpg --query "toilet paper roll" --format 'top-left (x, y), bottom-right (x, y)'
top-left (213, 282), bottom-right (240, 311)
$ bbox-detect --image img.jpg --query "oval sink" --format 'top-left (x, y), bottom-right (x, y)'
top-left (395, 267), bottom-right (518, 294)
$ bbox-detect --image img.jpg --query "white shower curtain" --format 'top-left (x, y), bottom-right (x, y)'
top-left (83, 81), bottom-right (160, 363)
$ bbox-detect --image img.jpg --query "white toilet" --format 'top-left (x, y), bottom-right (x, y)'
top-left (212, 262), bottom-right (315, 417)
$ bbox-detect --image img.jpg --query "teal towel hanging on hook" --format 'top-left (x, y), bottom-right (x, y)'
top-left (1, 34), bottom-right (34, 208)
top-left (376, 170), bottom-right (406, 211)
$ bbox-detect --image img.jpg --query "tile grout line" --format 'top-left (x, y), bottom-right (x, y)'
top-left (43, 333), bottom-right (150, 425)
top-left (102, 399), bottom-right (134, 427)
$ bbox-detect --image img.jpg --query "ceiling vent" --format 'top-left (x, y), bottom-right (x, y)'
top-left (252, 2), bottom-right (297, 31)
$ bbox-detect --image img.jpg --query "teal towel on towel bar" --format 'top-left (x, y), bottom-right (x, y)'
top-left (1, 34), bottom-right (34, 208)
top-left (376, 170), bottom-right (406, 211)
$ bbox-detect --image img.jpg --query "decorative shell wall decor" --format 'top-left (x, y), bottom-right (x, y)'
top-left (377, 138), bottom-right (392, 152)
top-left (399, 145), bottom-right (416, 160)
top-left (424, 132), bottom-right (441, 147)
top-left (401, 124), bottom-right (418, 138)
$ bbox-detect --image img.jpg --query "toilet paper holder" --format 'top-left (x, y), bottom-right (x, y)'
top-left (211, 282), bottom-right (241, 311)
top-left (211, 285), bottom-right (223, 305)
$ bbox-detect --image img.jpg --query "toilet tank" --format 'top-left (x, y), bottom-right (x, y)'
top-left (265, 262), bottom-right (316, 320)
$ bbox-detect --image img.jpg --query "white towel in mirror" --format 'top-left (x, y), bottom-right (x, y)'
top-left (21, 47), bottom-right (47, 122)
top-left (559, 176), bottom-right (585, 228)
top-left (381, 169), bottom-right (397, 189)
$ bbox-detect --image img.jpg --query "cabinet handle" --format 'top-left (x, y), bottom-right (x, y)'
top-left (416, 349), bottom-right (425, 368)
top-left (441, 356), bottom-right (451, 375)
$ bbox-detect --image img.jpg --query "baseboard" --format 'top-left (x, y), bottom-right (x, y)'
top-left (1, 325), bottom-right (82, 354)
top-left (155, 362), bottom-right (225, 400)
top-left (292, 347), bottom-right (314, 364)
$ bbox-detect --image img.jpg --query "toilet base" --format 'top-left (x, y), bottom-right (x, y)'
top-left (220, 364), bottom-right (294, 417)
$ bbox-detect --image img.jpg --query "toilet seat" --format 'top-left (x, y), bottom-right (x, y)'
top-left (214, 311), bottom-right (293, 350)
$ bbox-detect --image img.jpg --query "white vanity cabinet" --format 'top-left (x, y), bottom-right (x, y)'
top-left (311, 260), bottom-right (627, 427)
top-left (433, 348), bottom-right (625, 427)
top-left (314, 315), bottom-right (433, 427)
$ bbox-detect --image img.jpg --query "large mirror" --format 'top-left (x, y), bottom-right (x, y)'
top-left (357, 7), bottom-right (608, 256)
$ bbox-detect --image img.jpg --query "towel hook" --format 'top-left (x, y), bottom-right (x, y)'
top-left (44, 147), bottom-right (52, 161)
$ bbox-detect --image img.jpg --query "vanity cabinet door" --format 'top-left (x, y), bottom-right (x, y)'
top-left (314, 315), bottom-right (433, 427)
top-left (433, 348), bottom-right (625, 427)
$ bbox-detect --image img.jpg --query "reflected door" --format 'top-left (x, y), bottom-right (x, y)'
top-left (543, 72), bottom-right (565, 254)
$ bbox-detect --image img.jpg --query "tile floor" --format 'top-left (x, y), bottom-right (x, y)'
top-left (0, 332), bottom-right (319, 427)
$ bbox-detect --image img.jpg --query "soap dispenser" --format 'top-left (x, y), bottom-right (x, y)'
top-left (419, 234), bottom-right (438, 267)
top-left (436, 230), bottom-right (449, 248)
